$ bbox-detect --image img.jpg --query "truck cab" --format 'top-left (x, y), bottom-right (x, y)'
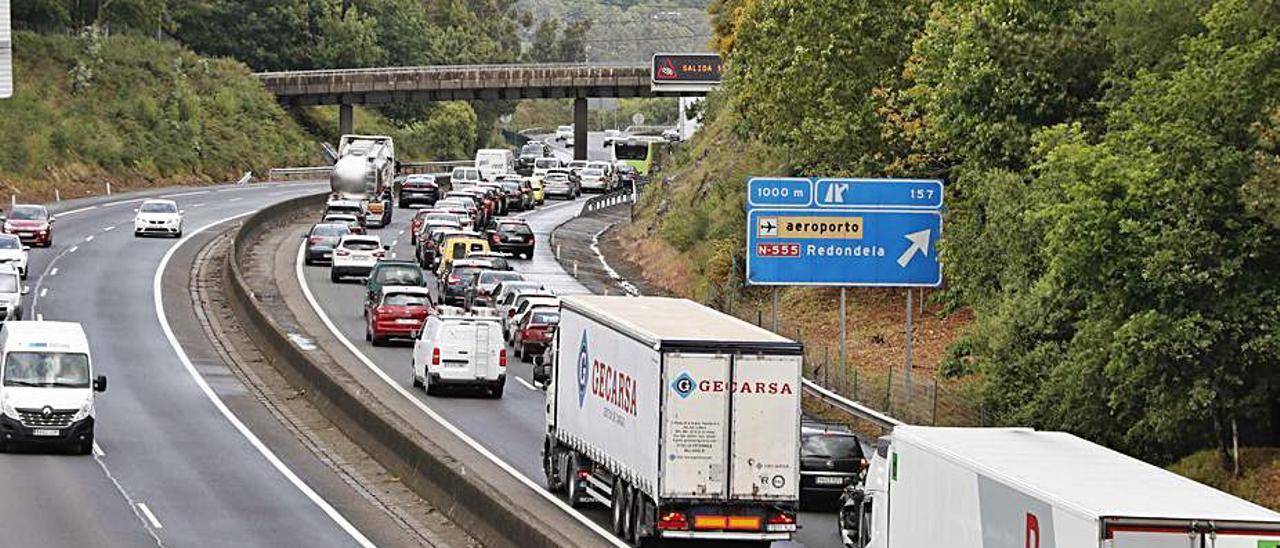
top-left (0, 321), bottom-right (106, 454)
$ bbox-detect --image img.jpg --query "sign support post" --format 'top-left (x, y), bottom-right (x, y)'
top-left (905, 289), bottom-right (914, 412)
top-left (839, 288), bottom-right (847, 392)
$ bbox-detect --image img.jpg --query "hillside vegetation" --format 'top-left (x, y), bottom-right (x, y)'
top-left (637, 0), bottom-right (1280, 473)
top-left (0, 31), bottom-right (314, 201)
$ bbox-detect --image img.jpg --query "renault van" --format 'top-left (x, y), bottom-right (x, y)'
top-left (0, 321), bottom-right (106, 454)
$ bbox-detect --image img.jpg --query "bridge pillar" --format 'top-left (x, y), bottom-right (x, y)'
top-left (574, 98), bottom-right (588, 161)
top-left (339, 103), bottom-right (354, 136)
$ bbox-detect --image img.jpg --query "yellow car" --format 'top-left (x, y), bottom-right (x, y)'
top-left (436, 236), bottom-right (491, 276)
top-left (528, 177), bottom-right (546, 205)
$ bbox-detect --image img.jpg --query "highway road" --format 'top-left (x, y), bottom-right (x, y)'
top-left (0, 183), bottom-right (396, 547)
top-left (294, 187), bottom-right (845, 547)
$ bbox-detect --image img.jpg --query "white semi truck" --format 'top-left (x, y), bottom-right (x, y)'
top-left (541, 295), bottom-right (803, 545)
top-left (842, 426), bottom-right (1280, 548)
top-left (330, 134), bottom-right (395, 228)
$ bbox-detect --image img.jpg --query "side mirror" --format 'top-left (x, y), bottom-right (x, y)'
top-left (48, 216), bottom-right (56, 224)
top-left (179, 210), bottom-right (186, 215)
top-left (93, 375), bottom-right (107, 392)
top-left (533, 355), bottom-right (544, 367)
top-left (133, 208), bottom-right (140, 213)
top-left (21, 246), bottom-right (29, 251)
top-left (20, 286), bottom-right (29, 296)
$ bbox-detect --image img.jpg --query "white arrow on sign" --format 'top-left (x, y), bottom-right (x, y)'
top-left (896, 229), bottom-right (932, 267)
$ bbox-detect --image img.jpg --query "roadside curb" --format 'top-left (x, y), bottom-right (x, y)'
top-left (224, 194), bottom-right (603, 548)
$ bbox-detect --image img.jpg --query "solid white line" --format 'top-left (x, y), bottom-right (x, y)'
top-left (163, 190), bottom-right (210, 198)
top-left (294, 242), bottom-right (626, 547)
top-left (136, 503), bottom-right (163, 529)
top-left (49, 268), bottom-right (57, 276)
top-left (155, 214), bottom-right (375, 548)
top-left (93, 441), bottom-right (104, 457)
top-left (229, 197), bottom-right (243, 202)
top-left (516, 377), bottom-right (538, 391)
top-left (391, 240), bottom-right (398, 247)
top-left (39, 288), bottom-right (47, 297)
top-left (58, 205), bottom-right (98, 216)
top-left (104, 226), bottom-right (116, 232)
top-left (67, 246), bottom-right (78, 254)
top-left (85, 235), bottom-right (94, 242)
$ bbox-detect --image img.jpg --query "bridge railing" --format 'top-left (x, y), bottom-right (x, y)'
top-left (255, 62), bottom-right (646, 79)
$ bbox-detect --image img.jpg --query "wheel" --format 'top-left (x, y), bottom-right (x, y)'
top-left (489, 382), bottom-right (504, 399)
top-left (330, 271), bottom-right (341, 283)
top-left (566, 455), bottom-right (586, 508)
top-left (632, 495), bottom-right (656, 548)
top-left (365, 324), bottom-right (372, 342)
top-left (521, 345), bottom-right (532, 363)
top-left (19, 269), bottom-right (26, 280)
top-left (174, 230), bottom-right (183, 238)
top-left (411, 361), bottom-right (424, 388)
top-left (621, 485), bottom-right (635, 542)
top-left (612, 478), bottom-right (627, 534)
top-left (425, 375), bottom-right (441, 396)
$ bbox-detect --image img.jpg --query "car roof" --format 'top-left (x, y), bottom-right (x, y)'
top-left (141, 198), bottom-right (178, 205)
top-left (373, 259), bottom-right (418, 267)
top-left (327, 199), bottom-right (360, 206)
top-left (311, 222), bottom-right (349, 230)
top-left (2, 321), bottom-right (90, 353)
top-left (325, 213), bottom-right (357, 219)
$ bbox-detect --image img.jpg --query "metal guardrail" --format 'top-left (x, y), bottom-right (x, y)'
top-left (802, 379), bottom-right (904, 430)
top-left (399, 160), bottom-right (472, 176)
top-left (582, 189), bottom-right (634, 214)
top-left (267, 166), bottom-right (333, 183)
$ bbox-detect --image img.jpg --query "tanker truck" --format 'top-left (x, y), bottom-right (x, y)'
top-left (330, 134), bottom-right (395, 228)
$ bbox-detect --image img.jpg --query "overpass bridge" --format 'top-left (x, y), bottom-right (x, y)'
top-left (255, 63), bottom-right (708, 159)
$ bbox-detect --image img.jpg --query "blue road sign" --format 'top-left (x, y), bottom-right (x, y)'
top-left (745, 177), bottom-right (944, 287)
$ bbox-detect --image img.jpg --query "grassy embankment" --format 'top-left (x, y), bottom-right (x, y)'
top-left (0, 31), bottom-right (317, 202)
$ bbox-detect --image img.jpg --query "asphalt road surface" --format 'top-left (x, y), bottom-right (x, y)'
top-left (295, 191), bottom-right (845, 548)
top-left (0, 183), bottom-right (387, 547)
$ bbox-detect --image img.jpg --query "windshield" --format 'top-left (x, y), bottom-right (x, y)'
top-left (0, 237), bottom-right (19, 250)
top-left (8, 206), bottom-right (45, 221)
top-left (529, 311), bottom-right (560, 325)
top-left (583, 169), bottom-right (604, 177)
top-left (4, 352), bottom-right (90, 388)
top-left (614, 143), bottom-right (649, 160)
top-left (521, 145), bottom-right (542, 156)
top-left (453, 168), bottom-right (480, 180)
top-left (451, 267), bottom-right (482, 282)
top-left (384, 293), bottom-right (429, 307)
top-left (498, 224), bottom-right (533, 236)
top-left (343, 240), bottom-right (381, 251)
top-left (499, 182), bottom-right (519, 191)
top-left (480, 271), bottom-right (523, 285)
top-left (801, 434), bottom-right (863, 459)
top-left (569, 161), bottom-right (588, 168)
top-left (312, 224), bottom-right (349, 237)
top-left (0, 274), bottom-right (18, 293)
top-left (545, 174), bottom-right (568, 183)
top-left (535, 159), bottom-right (559, 168)
top-left (375, 266), bottom-right (424, 286)
top-left (140, 202), bottom-right (178, 213)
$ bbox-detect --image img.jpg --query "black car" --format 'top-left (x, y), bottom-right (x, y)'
top-left (438, 263), bottom-right (489, 306)
top-left (799, 422), bottom-right (868, 507)
top-left (486, 220), bottom-right (535, 259)
top-left (516, 142), bottom-right (550, 175)
top-left (615, 164), bottom-right (640, 188)
top-left (303, 223), bottom-right (352, 265)
top-left (398, 175), bottom-right (440, 209)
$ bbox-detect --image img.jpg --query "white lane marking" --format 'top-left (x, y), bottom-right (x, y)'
top-left (93, 442), bottom-right (104, 457)
top-left (156, 214), bottom-right (376, 548)
top-left (98, 199), bottom-right (145, 208)
top-left (163, 190), bottom-right (210, 198)
top-left (85, 235), bottom-right (94, 242)
top-left (192, 203), bottom-right (206, 208)
top-left (68, 246), bottom-right (78, 254)
top-left (294, 242), bottom-right (627, 547)
top-left (229, 197), bottom-right (243, 203)
top-left (398, 230), bottom-right (405, 236)
top-left (39, 288), bottom-right (47, 297)
top-left (137, 503), bottom-right (163, 529)
top-left (49, 267), bottom-right (57, 276)
top-left (391, 240), bottom-right (398, 247)
top-left (36, 313), bottom-right (43, 321)
top-left (104, 226), bottom-right (116, 232)
top-left (58, 205), bottom-right (98, 217)
top-left (515, 377), bottom-right (538, 391)
top-left (92, 452), bottom-right (165, 545)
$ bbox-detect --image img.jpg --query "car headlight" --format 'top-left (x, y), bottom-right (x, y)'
top-left (1, 398), bottom-right (18, 418)
top-left (71, 400), bottom-right (93, 422)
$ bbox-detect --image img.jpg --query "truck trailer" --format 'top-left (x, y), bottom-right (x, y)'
top-left (542, 295), bottom-right (803, 545)
top-left (331, 134), bottom-right (395, 228)
top-left (843, 426), bottom-right (1280, 548)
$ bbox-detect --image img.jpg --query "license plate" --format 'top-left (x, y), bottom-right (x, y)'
top-left (32, 429), bottom-right (60, 437)
top-left (322, 253), bottom-right (332, 258)
top-left (395, 318), bottom-right (419, 325)
top-left (17, 233), bottom-right (31, 237)
top-left (814, 476), bottom-right (847, 486)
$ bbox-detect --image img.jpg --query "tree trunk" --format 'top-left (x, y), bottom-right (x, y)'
top-left (1214, 407), bottom-right (1235, 472)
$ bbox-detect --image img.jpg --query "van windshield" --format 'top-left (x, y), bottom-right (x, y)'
top-left (4, 352), bottom-right (90, 388)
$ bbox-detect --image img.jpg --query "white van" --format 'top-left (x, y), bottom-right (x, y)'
top-left (0, 321), bottom-right (106, 454)
top-left (474, 149), bottom-right (515, 181)
top-left (411, 307), bottom-right (506, 398)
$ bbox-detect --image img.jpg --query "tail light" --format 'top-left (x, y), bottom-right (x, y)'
top-left (431, 347), bottom-right (440, 366)
top-left (860, 458), bottom-right (870, 470)
top-left (373, 250), bottom-right (386, 258)
top-left (499, 348), bottom-right (507, 368)
top-left (374, 305), bottom-right (389, 316)
top-left (335, 250), bottom-right (350, 257)
top-left (657, 512), bottom-right (689, 531)
top-left (491, 234), bottom-right (501, 243)
top-left (448, 275), bottom-right (461, 284)
top-left (766, 512), bottom-right (797, 532)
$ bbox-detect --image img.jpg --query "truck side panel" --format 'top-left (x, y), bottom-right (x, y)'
top-left (553, 309), bottom-right (661, 492)
top-left (887, 437), bottom-right (984, 547)
top-left (660, 352), bottom-right (730, 499)
top-left (729, 354), bottom-right (801, 501)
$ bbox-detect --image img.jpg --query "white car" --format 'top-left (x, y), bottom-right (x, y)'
top-left (579, 168), bottom-right (610, 193)
top-left (411, 307), bottom-right (506, 398)
top-left (0, 266), bottom-right (26, 321)
top-left (602, 129), bottom-right (625, 146)
top-left (554, 125), bottom-right (573, 142)
top-left (532, 157), bottom-right (562, 178)
top-left (662, 127), bottom-right (681, 142)
top-left (133, 199), bottom-right (184, 238)
top-left (0, 235), bottom-right (29, 279)
top-left (329, 234), bottom-right (386, 283)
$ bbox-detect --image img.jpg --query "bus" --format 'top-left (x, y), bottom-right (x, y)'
top-left (612, 138), bottom-right (661, 175)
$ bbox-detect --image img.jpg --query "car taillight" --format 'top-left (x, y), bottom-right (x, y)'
top-left (335, 250), bottom-right (350, 256)
top-left (375, 305), bottom-right (389, 316)
top-left (491, 234), bottom-right (501, 243)
top-left (308, 236), bottom-right (322, 245)
top-left (499, 348), bottom-right (507, 368)
top-left (448, 275), bottom-right (461, 284)
top-left (657, 512), bottom-right (689, 531)
top-left (432, 347), bottom-right (440, 366)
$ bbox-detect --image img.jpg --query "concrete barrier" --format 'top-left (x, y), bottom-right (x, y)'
top-left (223, 194), bottom-right (604, 548)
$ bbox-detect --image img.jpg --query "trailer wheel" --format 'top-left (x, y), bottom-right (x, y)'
top-left (566, 454), bottom-right (587, 508)
top-left (620, 484), bottom-right (635, 542)
top-left (611, 478), bottom-right (626, 534)
top-left (632, 496), bottom-right (656, 548)
top-left (543, 444), bottom-right (563, 493)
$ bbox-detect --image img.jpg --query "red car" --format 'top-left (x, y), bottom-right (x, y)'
top-left (515, 307), bottom-right (560, 362)
top-left (365, 287), bottom-right (433, 346)
top-left (3, 205), bottom-right (54, 247)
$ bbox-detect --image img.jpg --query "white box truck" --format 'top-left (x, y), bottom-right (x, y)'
top-left (540, 295), bottom-right (803, 545)
top-left (842, 426), bottom-right (1280, 548)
